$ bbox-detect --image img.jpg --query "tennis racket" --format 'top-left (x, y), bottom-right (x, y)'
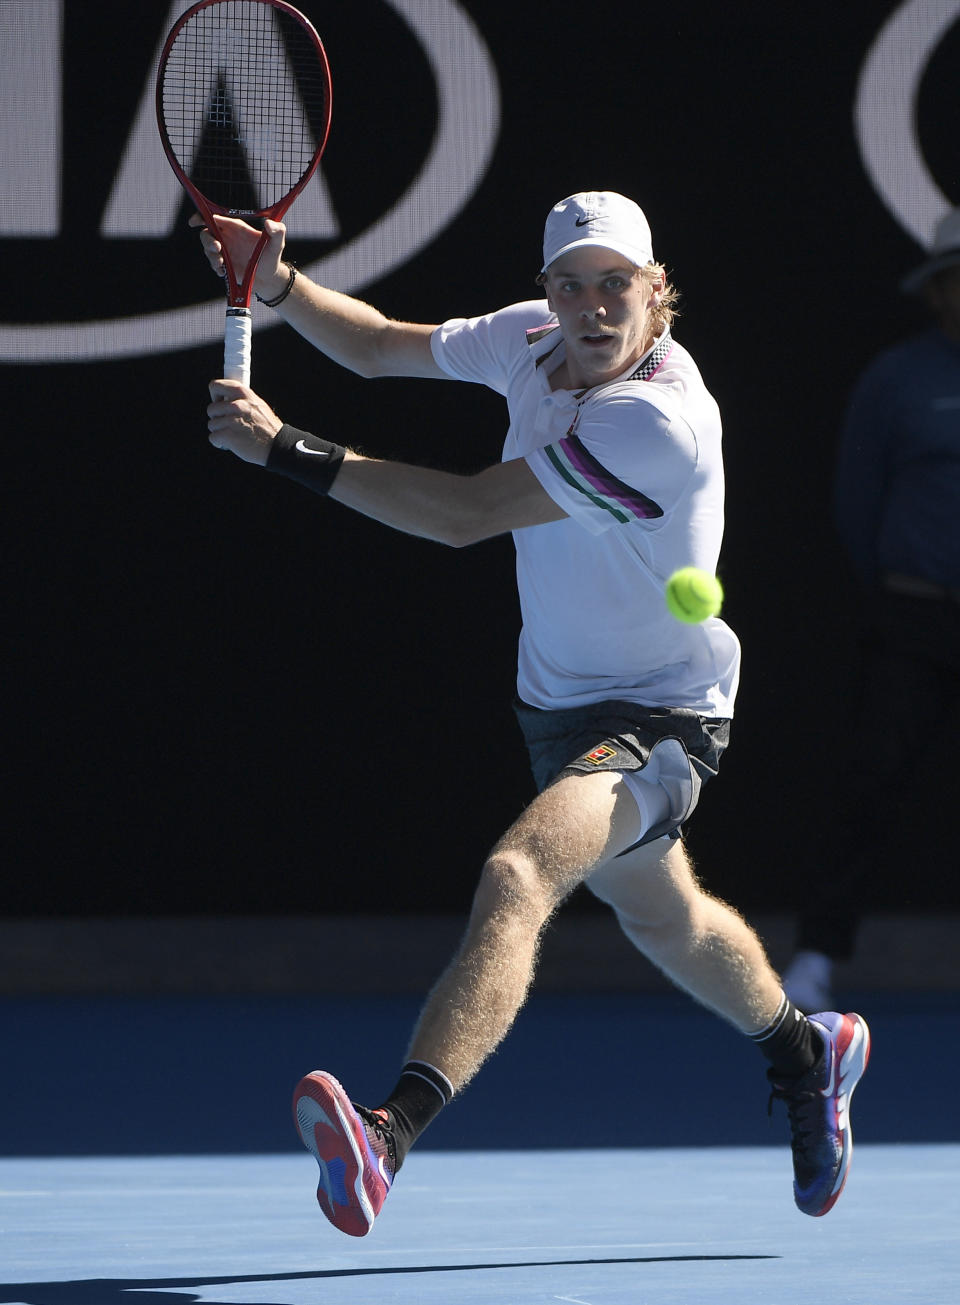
top-left (156, 0), bottom-right (332, 385)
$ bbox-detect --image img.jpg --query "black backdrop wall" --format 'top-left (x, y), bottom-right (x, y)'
top-left (4, 0), bottom-right (958, 917)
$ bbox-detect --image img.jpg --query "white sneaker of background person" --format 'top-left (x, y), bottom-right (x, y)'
top-left (782, 950), bottom-right (835, 1014)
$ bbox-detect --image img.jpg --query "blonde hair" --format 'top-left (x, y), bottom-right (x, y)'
top-left (642, 263), bottom-right (680, 330)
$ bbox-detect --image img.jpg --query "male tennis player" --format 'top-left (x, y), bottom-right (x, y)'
top-left (196, 192), bottom-right (870, 1235)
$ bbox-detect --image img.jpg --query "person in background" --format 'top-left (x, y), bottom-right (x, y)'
top-left (784, 209), bottom-right (960, 1012)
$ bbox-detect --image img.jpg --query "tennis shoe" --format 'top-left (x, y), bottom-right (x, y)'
top-left (292, 1070), bottom-right (396, 1237)
top-left (768, 1011), bottom-right (870, 1217)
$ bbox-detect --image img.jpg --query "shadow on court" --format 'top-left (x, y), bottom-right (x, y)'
top-left (0, 1253), bottom-right (782, 1305)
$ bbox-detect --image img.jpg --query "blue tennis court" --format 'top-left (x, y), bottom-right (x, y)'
top-left (4, 1144), bottom-right (959, 1305)
top-left (2, 989), bottom-right (958, 1303)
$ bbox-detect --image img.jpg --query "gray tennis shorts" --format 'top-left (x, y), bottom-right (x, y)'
top-left (513, 697), bottom-right (731, 849)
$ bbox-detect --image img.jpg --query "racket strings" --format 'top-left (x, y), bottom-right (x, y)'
top-left (160, 0), bottom-right (329, 213)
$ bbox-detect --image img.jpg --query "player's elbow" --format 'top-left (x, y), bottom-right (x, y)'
top-left (349, 350), bottom-right (393, 379)
top-left (420, 480), bottom-right (495, 545)
top-left (430, 479), bottom-right (501, 549)
top-left (431, 516), bottom-right (490, 549)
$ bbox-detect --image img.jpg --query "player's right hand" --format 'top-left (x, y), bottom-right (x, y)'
top-left (206, 378), bottom-right (283, 466)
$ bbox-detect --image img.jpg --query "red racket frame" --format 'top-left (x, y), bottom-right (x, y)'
top-left (156, 0), bottom-right (332, 381)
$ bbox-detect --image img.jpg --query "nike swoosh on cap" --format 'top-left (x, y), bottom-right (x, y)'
top-left (575, 216), bottom-right (596, 227)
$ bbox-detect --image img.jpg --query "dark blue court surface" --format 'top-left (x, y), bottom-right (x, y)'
top-left (2, 991), bottom-right (957, 1154)
top-left (2, 992), bottom-right (958, 1303)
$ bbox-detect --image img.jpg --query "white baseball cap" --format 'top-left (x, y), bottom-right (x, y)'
top-left (901, 208), bottom-right (960, 293)
top-left (541, 191), bottom-right (654, 274)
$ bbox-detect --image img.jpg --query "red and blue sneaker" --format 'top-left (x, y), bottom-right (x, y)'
top-left (768, 1011), bottom-right (871, 1216)
top-left (292, 1071), bottom-right (396, 1237)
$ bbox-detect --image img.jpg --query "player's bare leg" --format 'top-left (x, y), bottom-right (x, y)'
top-left (586, 836), bottom-right (869, 1216)
top-left (405, 770), bottom-right (648, 1088)
top-left (293, 769), bottom-right (638, 1234)
top-left (294, 769), bottom-right (868, 1230)
top-left (585, 836), bottom-right (783, 1033)
top-left (408, 779), bottom-right (787, 1089)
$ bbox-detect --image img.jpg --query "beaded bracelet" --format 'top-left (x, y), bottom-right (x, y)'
top-left (256, 262), bottom-right (297, 308)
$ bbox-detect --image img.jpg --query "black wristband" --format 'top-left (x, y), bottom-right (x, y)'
top-left (255, 262), bottom-right (297, 307)
top-left (266, 424), bottom-right (346, 496)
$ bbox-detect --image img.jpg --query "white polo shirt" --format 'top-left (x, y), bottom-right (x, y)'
top-left (431, 300), bottom-right (740, 716)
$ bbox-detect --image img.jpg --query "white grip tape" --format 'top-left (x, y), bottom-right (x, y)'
top-left (224, 308), bottom-right (252, 385)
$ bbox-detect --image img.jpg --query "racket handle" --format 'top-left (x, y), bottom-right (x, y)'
top-left (224, 308), bottom-right (252, 386)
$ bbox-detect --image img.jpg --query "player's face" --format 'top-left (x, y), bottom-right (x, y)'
top-left (543, 246), bottom-right (663, 389)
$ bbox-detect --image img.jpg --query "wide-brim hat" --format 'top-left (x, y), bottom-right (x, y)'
top-left (901, 209), bottom-right (960, 293)
top-left (541, 191), bottom-right (654, 274)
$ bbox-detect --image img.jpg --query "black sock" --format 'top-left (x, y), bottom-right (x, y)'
top-left (378, 1060), bottom-right (454, 1170)
top-left (749, 993), bottom-right (822, 1079)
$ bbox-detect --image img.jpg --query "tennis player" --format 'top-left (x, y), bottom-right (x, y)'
top-left (197, 192), bottom-right (870, 1235)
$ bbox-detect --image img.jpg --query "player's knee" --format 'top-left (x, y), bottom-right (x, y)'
top-left (616, 894), bottom-right (697, 947)
top-left (602, 862), bottom-right (707, 943)
top-left (475, 847), bottom-right (555, 924)
top-left (590, 845), bottom-right (691, 927)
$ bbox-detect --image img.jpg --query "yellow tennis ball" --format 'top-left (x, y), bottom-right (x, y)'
top-left (665, 567), bottom-right (724, 623)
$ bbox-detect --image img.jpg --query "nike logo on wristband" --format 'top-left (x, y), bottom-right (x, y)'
top-left (295, 440), bottom-right (330, 458)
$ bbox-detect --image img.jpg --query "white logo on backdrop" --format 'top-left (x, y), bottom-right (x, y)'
top-left (854, 0), bottom-right (960, 249)
top-left (0, 0), bottom-right (500, 363)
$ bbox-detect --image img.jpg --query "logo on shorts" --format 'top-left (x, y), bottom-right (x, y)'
top-left (583, 744), bottom-right (617, 765)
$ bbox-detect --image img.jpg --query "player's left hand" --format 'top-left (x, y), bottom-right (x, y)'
top-left (189, 213), bottom-right (288, 297)
top-left (206, 379), bottom-right (283, 466)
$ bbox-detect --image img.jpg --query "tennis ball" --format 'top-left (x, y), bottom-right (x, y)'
top-left (665, 567), bottom-right (724, 623)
